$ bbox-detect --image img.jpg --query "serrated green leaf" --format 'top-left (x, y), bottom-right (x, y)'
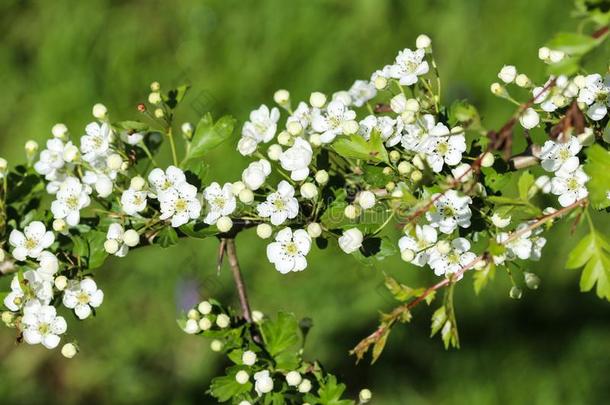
top-left (473, 262), bottom-right (496, 295)
top-left (566, 229), bottom-right (610, 300)
top-left (183, 113), bottom-right (236, 164)
top-left (260, 312), bottom-right (300, 358)
top-left (583, 144), bottom-right (610, 209)
top-left (209, 368), bottom-right (252, 402)
top-left (317, 375), bottom-right (354, 405)
top-left (332, 132), bottom-right (388, 163)
top-left (547, 32), bottom-right (602, 55)
top-left (384, 275), bottom-right (425, 302)
top-left (180, 221), bottom-right (218, 239)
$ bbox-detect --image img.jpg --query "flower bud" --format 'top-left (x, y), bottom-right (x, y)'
top-left (198, 300), bottom-right (212, 315)
top-left (123, 229), bottom-right (140, 247)
top-left (401, 248), bottom-right (415, 262)
top-left (498, 65), bottom-right (517, 84)
top-left (573, 75), bottom-right (586, 88)
top-left (181, 122), bottom-right (194, 138)
top-left (300, 182), bottom-right (318, 199)
top-left (198, 317), bottom-right (212, 331)
top-left (256, 224), bottom-right (273, 239)
top-left (274, 89), bottom-right (290, 105)
top-left (52, 123), bottom-right (69, 140)
top-left (61, 343), bottom-right (78, 359)
top-left (524, 272), bottom-right (540, 290)
top-left (104, 239), bottom-right (119, 255)
top-left (286, 121), bottom-right (302, 136)
top-left (277, 131), bottom-right (292, 146)
top-left (398, 161), bottom-right (412, 175)
top-left (235, 370), bottom-right (250, 385)
top-left (63, 144), bottom-right (79, 162)
top-left (217, 217), bottom-right (233, 233)
top-left (480, 152), bottom-right (495, 168)
top-left (359, 389), bottom-right (373, 403)
top-left (298, 379), bottom-right (312, 393)
top-left (25, 140), bottom-right (39, 157)
top-left (549, 50), bottom-right (564, 63)
top-left (390, 94), bottom-right (408, 113)
top-left (307, 222), bottom-right (322, 238)
top-left (242, 350), bottom-right (257, 366)
top-left (252, 310), bottom-right (264, 323)
top-left (405, 99), bottom-right (420, 113)
top-left (237, 136), bottom-right (257, 156)
top-left (389, 150), bottom-right (401, 162)
top-left (410, 170), bottom-right (423, 182)
top-left (187, 309), bottom-right (200, 320)
top-left (53, 219), bottom-right (68, 233)
top-left (148, 92), bottom-right (162, 105)
top-left (358, 190), bottom-right (376, 209)
top-left (416, 34), bottom-right (432, 49)
top-left (509, 286), bottom-right (523, 299)
top-left (216, 313), bottom-right (231, 328)
top-left (315, 170), bottom-right (329, 185)
top-left (267, 144), bottom-right (283, 161)
top-left (150, 81), bottom-right (161, 91)
top-left (309, 92), bottom-right (327, 108)
top-left (373, 75), bottom-right (387, 90)
top-left (491, 213), bottom-right (511, 228)
top-left (382, 166), bottom-right (393, 175)
top-left (92, 103), bottom-right (108, 119)
top-left (1, 311), bottom-right (14, 325)
top-left (436, 240), bottom-right (451, 254)
top-left (515, 74), bottom-right (531, 88)
top-left (342, 120), bottom-right (359, 135)
top-left (106, 154), bottom-right (123, 171)
top-left (344, 205), bottom-right (359, 219)
top-left (210, 339), bottom-right (223, 352)
top-left (538, 47), bottom-right (550, 60)
top-left (490, 82), bottom-right (507, 97)
top-left (184, 319), bottom-right (200, 334)
top-left (309, 133), bottom-right (322, 147)
top-left (519, 108), bottom-right (540, 129)
top-left (412, 154), bottom-right (425, 170)
top-left (231, 181), bottom-right (246, 196)
top-left (286, 371), bottom-right (302, 387)
top-left (54, 275), bottom-right (68, 291)
top-left (154, 108), bottom-right (164, 118)
top-left (130, 176), bottom-right (146, 191)
top-left (385, 181), bottom-right (396, 191)
top-left (238, 189), bottom-right (254, 204)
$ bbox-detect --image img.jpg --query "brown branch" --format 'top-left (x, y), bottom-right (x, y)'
top-left (224, 238), bottom-right (253, 323)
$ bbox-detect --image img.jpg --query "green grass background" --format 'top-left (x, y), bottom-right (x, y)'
top-left (1, 0), bottom-right (609, 404)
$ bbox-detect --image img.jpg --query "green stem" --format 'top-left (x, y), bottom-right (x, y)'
top-left (167, 127), bottom-right (179, 166)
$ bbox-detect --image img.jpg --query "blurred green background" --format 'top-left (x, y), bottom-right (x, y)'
top-left (1, 0), bottom-right (610, 404)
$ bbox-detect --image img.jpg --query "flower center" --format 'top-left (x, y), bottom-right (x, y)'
top-left (273, 198), bottom-right (285, 210)
top-left (77, 291), bottom-right (90, 304)
top-left (38, 322), bottom-right (50, 335)
top-left (175, 198), bottom-right (187, 212)
top-left (442, 206), bottom-right (455, 218)
top-left (567, 178), bottom-right (579, 190)
top-left (284, 242), bottom-right (298, 256)
top-left (213, 197), bottom-right (225, 208)
top-left (25, 239), bottom-right (38, 250)
top-left (437, 141), bottom-right (449, 155)
top-left (66, 195), bottom-right (80, 209)
top-left (558, 148), bottom-right (570, 161)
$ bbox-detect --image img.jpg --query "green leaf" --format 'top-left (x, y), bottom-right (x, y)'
top-left (317, 375), bottom-right (354, 405)
top-left (165, 84), bottom-right (190, 109)
top-left (332, 131), bottom-right (388, 163)
top-left (448, 99), bottom-right (481, 130)
top-left (260, 312), bottom-right (300, 358)
top-left (473, 262), bottom-right (496, 295)
top-left (384, 275), bottom-right (425, 302)
top-left (517, 171), bottom-right (535, 201)
top-left (430, 306), bottom-right (447, 337)
top-left (183, 113), bottom-right (236, 164)
top-left (566, 230), bottom-right (610, 300)
top-left (546, 32), bottom-right (603, 55)
top-left (72, 231), bottom-right (108, 269)
top-left (156, 226), bottom-right (178, 248)
top-left (115, 120), bottom-right (149, 132)
top-left (180, 221), bottom-right (218, 239)
top-left (209, 368), bottom-right (252, 402)
top-left (583, 144), bottom-right (610, 209)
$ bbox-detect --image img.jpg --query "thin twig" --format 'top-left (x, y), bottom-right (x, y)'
top-left (224, 238), bottom-right (253, 323)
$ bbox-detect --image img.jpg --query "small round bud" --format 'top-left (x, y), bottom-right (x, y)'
top-left (210, 339), bottom-right (224, 352)
top-left (491, 213), bottom-right (511, 228)
top-left (515, 74), bottom-right (531, 88)
top-left (549, 50), bottom-right (564, 63)
top-left (315, 170), bottom-right (329, 185)
top-left (123, 229), bottom-right (140, 247)
top-left (1, 311), bottom-right (14, 325)
top-left (519, 108), bottom-right (540, 129)
top-left (198, 300), bottom-right (212, 315)
top-left (198, 317), bottom-right (212, 331)
top-left (538, 46), bottom-right (550, 60)
top-left (436, 240), bottom-right (451, 255)
top-left (286, 371), bottom-right (302, 387)
top-left (54, 275), bottom-right (68, 291)
top-left (137, 103), bottom-right (146, 112)
top-left (63, 144), bottom-right (79, 162)
top-left (416, 34), bottom-right (431, 49)
top-left (573, 75), bottom-right (586, 88)
top-left (252, 310), bottom-right (264, 323)
top-left (398, 161), bottom-right (412, 175)
top-left (187, 309), bottom-right (200, 320)
top-left (390, 94), bottom-right (408, 113)
top-left (53, 219), bottom-right (68, 233)
top-left (524, 272), bottom-right (540, 290)
top-left (104, 239), bottom-right (119, 255)
top-left (215, 313), bottom-right (230, 329)
top-left (148, 92), bottom-right (162, 105)
top-left (274, 89), bottom-right (290, 105)
top-left (509, 286), bottom-right (523, 300)
top-left (389, 150), bottom-right (401, 162)
top-left (309, 92), bottom-right (327, 108)
top-left (154, 108), bottom-right (164, 118)
top-left (498, 65), bottom-right (517, 84)
top-left (181, 122), bottom-right (194, 137)
top-left (25, 140), bottom-right (39, 155)
top-left (61, 343), bottom-right (78, 359)
top-left (277, 131), bottom-right (292, 146)
top-left (342, 120), bottom-right (359, 135)
top-left (92, 103), bottom-right (108, 119)
top-left (52, 123), bottom-right (69, 139)
top-left (267, 144), bottom-right (283, 161)
top-left (358, 190), bottom-right (376, 209)
top-left (242, 350), bottom-right (257, 366)
top-left (309, 133), bottom-right (322, 147)
top-left (150, 81), bottom-right (161, 91)
top-left (95, 176), bottom-right (114, 198)
top-left (235, 370), bottom-right (249, 385)
top-left (382, 166), bottom-right (393, 175)
top-left (307, 222), bottom-right (322, 238)
top-left (300, 183), bottom-right (318, 200)
top-left (106, 153), bottom-right (123, 171)
top-left (256, 224), bottom-right (273, 239)
top-left (298, 378), bottom-right (312, 393)
top-left (490, 82), bottom-right (507, 97)
top-left (374, 75), bottom-right (388, 90)
top-left (480, 152), bottom-right (495, 168)
top-left (130, 176), bottom-right (146, 191)
top-left (410, 170), bottom-right (423, 182)
top-left (231, 181), bottom-right (246, 196)
top-left (344, 205), bottom-right (359, 219)
top-left (359, 389), bottom-right (372, 403)
top-left (287, 121), bottom-right (302, 136)
top-left (401, 249), bottom-right (415, 262)
top-left (238, 189), bottom-right (254, 204)
top-left (217, 216), bottom-right (233, 233)
top-left (184, 319), bottom-right (200, 334)
top-left (385, 181), bottom-right (396, 191)
top-left (412, 155), bottom-right (425, 170)
top-left (405, 98), bottom-right (420, 112)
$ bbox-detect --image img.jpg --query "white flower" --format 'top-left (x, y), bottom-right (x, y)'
top-left (34, 139), bottom-right (74, 180)
top-left (491, 213), bottom-right (511, 228)
top-left (426, 190), bottom-right (472, 234)
top-left (497, 223), bottom-right (546, 261)
top-left (242, 350), bottom-right (257, 366)
top-left (203, 182), bottom-right (236, 225)
top-left (550, 167), bottom-right (589, 207)
top-left (62, 278), bottom-right (104, 320)
top-left (279, 138), bottom-right (313, 181)
top-left (3, 270), bottom-right (54, 311)
top-left (120, 131), bottom-right (144, 145)
top-left (237, 136), bottom-right (258, 156)
top-left (159, 182), bottom-right (202, 227)
top-left (332, 90), bottom-right (353, 107)
top-left (400, 114), bottom-right (445, 152)
top-left (9, 221), bottom-right (54, 261)
top-left (420, 129), bottom-right (466, 173)
top-left (286, 371), bottom-right (302, 387)
top-left (266, 227), bottom-right (311, 274)
top-left (242, 105), bottom-right (280, 144)
top-left (428, 238), bottom-right (477, 276)
top-left (287, 102), bottom-right (312, 131)
top-left (80, 122), bottom-right (112, 162)
top-left (106, 223), bottom-right (129, 257)
top-left (253, 370), bottom-right (274, 396)
top-left (121, 189), bottom-right (148, 215)
top-left (51, 177), bottom-right (91, 226)
top-left (348, 80), bottom-right (377, 107)
top-left (338, 228), bottom-right (364, 254)
top-left (82, 171), bottom-right (114, 198)
top-left (358, 115), bottom-right (399, 146)
top-left (533, 76), bottom-right (577, 112)
top-left (519, 108), bottom-right (540, 129)
top-left (389, 48), bottom-right (429, 86)
top-left (311, 100), bottom-right (356, 143)
top-left (21, 300), bottom-right (67, 349)
top-left (398, 225), bottom-right (438, 266)
top-left (498, 65), bottom-right (517, 84)
top-left (358, 190), bottom-right (376, 209)
top-left (257, 181), bottom-right (299, 225)
top-left (148, 165), bottom-right (187, 198)
top-left (577, 73), bottom-right (610, 121)
top-left (539, 138), bottom-right (582, 173)
top-left (535, 175), bottom-right (552, 194)
top-left (242, 159), bottom-right (272, 190)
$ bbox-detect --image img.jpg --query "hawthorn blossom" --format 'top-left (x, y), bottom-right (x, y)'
top-left (532, 75), bottom-right (578, 112)
top-left (358, 115), bottom-right (398, 146)
top-left (3, 270), bottom-right (54, 311)
top-left (159, 182), bottom-right (202, 227)
top-left (253, 370), bottom-right (274, 396)
top-left (426, 190), bottom-right (472, 234)
top-left (34, 138), bottom-right (74, 180)
top-left (577, 73), bottom-right (610, 121)
top-left (82, 171), bottom-right (114, 198)
top-left (428, 238), bottom-right (477, 277)
top-left (21, 301), bottom-right (67, 349)
top-left (106, 223), bottom-right (129, 257)
top-left (80, 122), bottom-right (112, 162)
top-left (51, 177), bottom-right (91, 226)
top-left (266, 227), bottom-right (312, 273)
top-left (120, 131), bottom-right (144, 145)
top-left (398, 225), bottom-right (438, 266)
top-left (9, 221), bottom-right (55, 261)
top-left (338, 228), bottom-right (364, 254)
top-left (389, 48), bottom-right (429, 86)
top-left (257, 181), bottom-right (299, 225)
top-left (148, 165), bottom-right (186, 198)
top-left (420, 129), bottom-right (466, 172)
top-left (348, 80), bottom-right (377, 107)
top-left (63, 278), bottom-right (104, 320)
top-left (279, 138), bottom-right (313, 181)
top-left (242, 159), bottom-right (271, 190)
top-left (121, 188), bottom-right (148, 215)
top-left (203, 182), bottom-right (236, 225)
top-left (539, 138), bottom-right (582, 173)
top-left (311, 100), bottom-right (356, 143)
top-left (241, 105), bottom-right (280, 144)
top-left (496, 223), bottom-right (547, 261)
top-left (550, 167), bottom-right (589, 207)
top-left (401, 114), bottom-right (447, 152)
top-left (287, 102), bottom-right (312, 131)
